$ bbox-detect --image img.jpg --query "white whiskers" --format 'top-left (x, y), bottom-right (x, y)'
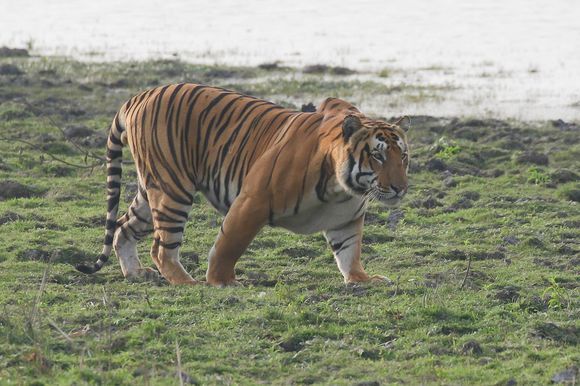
top-left (363, 187), bottom-right (398, 204)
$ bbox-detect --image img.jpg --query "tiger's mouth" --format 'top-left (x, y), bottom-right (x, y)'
top-left (368, 185), bottom-right (406, 207)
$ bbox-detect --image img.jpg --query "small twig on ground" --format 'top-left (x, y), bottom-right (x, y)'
top-left (47, 318), bottom-right (73, 344)
top-left (101, 285), bottom-right (114, 371)
top-left (21, 99), bottom-right (107, 163)
top-left (460, 256), bottom-right (472, 289)
top-left (29, 252), bottom-right (56, 330)
top-left (145, 288), bottom-right (153, 308)
top-left (0, 135), bottom-right (102, 169)
top-left (0, 97), bottom-right (115, 171)
top-left (25, 252), bottom-right (57, 371)
top-left (176, 339), bottom-right (184, 386)
top-left (392, 275), bottom-right (401, 297)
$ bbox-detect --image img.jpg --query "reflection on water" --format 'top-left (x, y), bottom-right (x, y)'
top-left (1, 0), bottom-right (579, 120)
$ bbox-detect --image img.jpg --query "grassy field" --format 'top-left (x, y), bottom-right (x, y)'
top-left (0, 52), bottom-right (578, 385)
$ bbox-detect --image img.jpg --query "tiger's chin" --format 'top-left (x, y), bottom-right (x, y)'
top-left (379, 196), bottom-right (403, 208)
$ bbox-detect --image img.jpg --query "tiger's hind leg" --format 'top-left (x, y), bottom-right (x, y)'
top-left (113, 187), bottom-right (157, 281)
top-left (147, 188), bottom-right (197, 285)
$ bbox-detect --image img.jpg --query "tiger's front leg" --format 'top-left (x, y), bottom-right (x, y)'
top-left (206, 193), bottom-right (268, 287)
top-left (324, 216), bottom-right (390, 284)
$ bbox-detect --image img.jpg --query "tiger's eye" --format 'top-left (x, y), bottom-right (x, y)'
top-left (377, 135), bottom-right (386, 142)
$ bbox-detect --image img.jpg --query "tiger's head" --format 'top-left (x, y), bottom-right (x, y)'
top-left (337, 114), bottom-right (410, 207)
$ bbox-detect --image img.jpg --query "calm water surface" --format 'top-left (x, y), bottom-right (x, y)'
top-left (1, 0), bottom-right (579, 120)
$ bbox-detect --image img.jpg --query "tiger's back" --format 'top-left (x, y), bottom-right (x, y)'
top-left (124, 84), bottom-right (323, 214)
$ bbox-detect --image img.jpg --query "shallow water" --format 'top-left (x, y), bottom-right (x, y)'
top-left (1, 0), bottom-right (579, 120)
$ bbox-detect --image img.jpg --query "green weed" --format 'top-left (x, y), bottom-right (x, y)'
top-left (378, 68), bottom-right (391, 78)
top-left (527, 167), bottom-right (551, 185)
top-left (542, 277), bottom-right (570, 310)
top-left (433, 136), bottom-right (462, 159)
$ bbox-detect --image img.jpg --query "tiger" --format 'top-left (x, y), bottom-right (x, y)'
top-left (76, 83), bottom-right (410, 286)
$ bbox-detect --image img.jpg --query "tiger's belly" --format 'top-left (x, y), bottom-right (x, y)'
top-left (199, 179), bottom-right (366, 234)
top-left (273, 194), bottom-right (366, 234)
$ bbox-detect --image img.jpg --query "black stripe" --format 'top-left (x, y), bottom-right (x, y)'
top-left (107, 199), bottom-right (118, 212)
top-left (120, 226), bottom-right (131, 241)
top-left (355, 171), bottom-right (374, 185)
top-left (337, 195), bottom-right (354, 203)
top-left (150, 85), bottom-right (172, 127)
top-left (207, 100), bottom-right (266, 173)
top-left (294, 144), bottom-right (316, 214)
top-left (212, 95), bottom-right (245, 143)
top-left (158, 240), bottom-right (182, 249)
top-left (182, 85), bottom-right (208, 176)
top-left (235, 152), bottom-right (249, 199)
top-left (116, 213), bottom-right (129, 226)
top-left (330, 234), bottom-right (357, 253)
top-left (245, 112), bottom-right (291, 167)
top-left (114, 114), bottom-right (124, 133)
top-left (198, 91), bottom-right (233, 134)
top-left (303, 115), bottom-right (323, 133)
top-left (156, 226), bottom-right (184, 233)
top-left (148, 159), bottom-right (193, 205)
top-left (133, 229), bottom-right (153, 239)
top-left (151, 208), bottom-right (182, 223)
top-left (148, 87), bottom-right (194, 205)
top-left (107, 167), bottom-right (122, 176)
top-left (165, 83), bottom-right (187, 179)
top-left (126, 223), bottom-right (140, 237)
top-left (269, 207), bottom-right (275, 226)
top-left (138, 186), bottom-right (148, 201)
top-left (130, 207), bottom-right (150, 223)
top-left (220, 103), bottom-right (279, 205)
top-left (231, 105), bottom-right (280, 158)
top-left (110, 133), bottom-right (123, 145)
top-left (162, 205), bottom-right (189, 219)
top-left (345, 154), bottom-right (366, 194)
top-left (315, 154), bottom-right (332, 202)
top-left (264, 140), bottom-right (291, 187)
top-left (107, 149), bottom-right (123, 159)
top-left (359, 143), bottom-right (369, 167)
top-left (331, 242), bottom-right (343, 251)
top-left (107, 181), bottom-right (121, 189)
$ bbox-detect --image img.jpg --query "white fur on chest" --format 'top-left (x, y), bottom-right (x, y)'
top-left (274, 190), bottom-right (366, 234)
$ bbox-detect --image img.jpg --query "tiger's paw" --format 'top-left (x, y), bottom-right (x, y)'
top-left (206, 278), bottom-right (243, 288)
top-left (346, 272), bottom-right (393, 285)
top-left (126, 267), bottom-right (161, 283)
top-left (369, 275), bottom-right (393, 285)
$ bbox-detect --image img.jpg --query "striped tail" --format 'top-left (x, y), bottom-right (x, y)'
top-left (76, 112), bottom-right (126, 274)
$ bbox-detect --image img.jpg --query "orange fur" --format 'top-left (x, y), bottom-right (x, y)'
top-left (76, 84), bottom-right (410, 286)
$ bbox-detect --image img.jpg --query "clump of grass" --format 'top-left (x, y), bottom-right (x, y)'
top-left (527, 167), bottom-right (551, 185)
top-left (542, 277), bottom-right (571, 310)
top-left (432, 136), bottom-right (462, 159)
top-left (378, 68), bottom-right (391, 78)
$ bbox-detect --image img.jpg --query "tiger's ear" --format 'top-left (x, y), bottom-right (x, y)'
top-left (393, 115), bottom-right (411, 132)
top-left (342, 115), bottom-right (363, 141)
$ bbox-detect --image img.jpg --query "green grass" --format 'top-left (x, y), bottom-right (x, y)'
top-left (0, 55), bottom-right (578, 385)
